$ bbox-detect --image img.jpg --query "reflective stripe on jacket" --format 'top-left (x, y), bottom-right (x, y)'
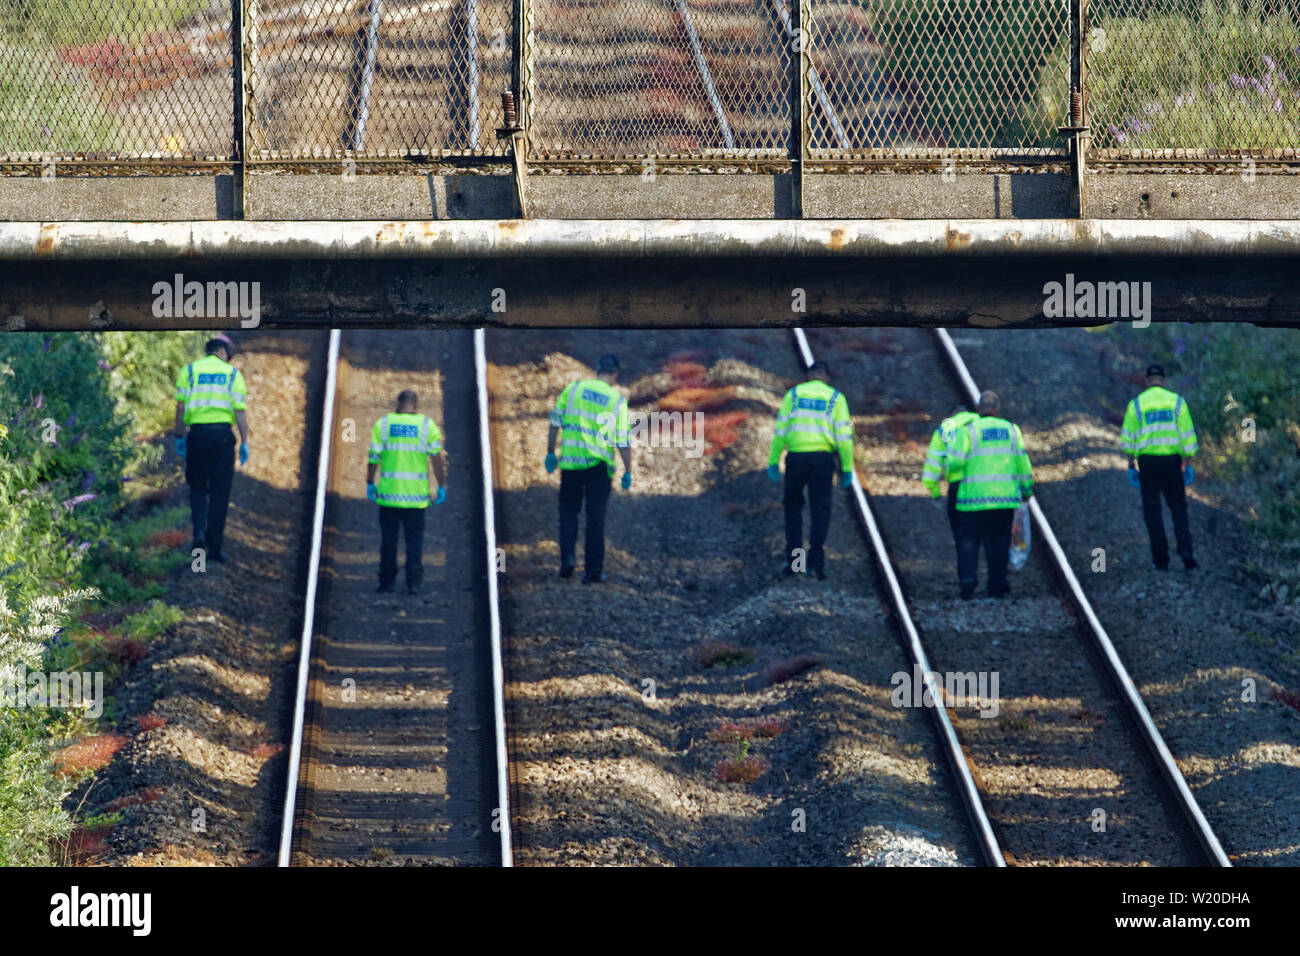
top-left (769, 380), bottom-right (853, 471)
top-left (1120, 386), bottom-right (1197, 457)
top-left (950, 416), bottom-right (1033, 511)
top-left (369, 412), bottom-right (443, 508)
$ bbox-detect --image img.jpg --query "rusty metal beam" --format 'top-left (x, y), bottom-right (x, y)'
top-left (3, 219), bottom-right (1300, 261)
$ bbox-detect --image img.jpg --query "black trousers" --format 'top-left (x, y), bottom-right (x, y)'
top-left (946, 480), bottom-right (962, 559)
top-left (1138, 453), bottom-right (1194, 566)
top-left (559, 464), bottom-right (612, 577)
top-left (784, 451), bottom-right (837, 573)
top-left (378, 505), bottom-right (426, 587)
top-left (185, 423), bottom-right (236, 554)
top-left (957, 507), bottom-right (1015, 596)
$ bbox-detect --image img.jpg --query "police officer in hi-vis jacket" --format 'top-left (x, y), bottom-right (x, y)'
top-left (545, 354), bottom-right (632, 584)
top-left (922, 402), bottom-right (979, 570)
top-left (173, 335), bottom-right (249, 563)
top-left (768, 360), bottom-right (855, 580)
top-left (949, 391), bottom-right (1034, 600)
top-left (1121, 364), bottom-right (1198, 571)
top-left (366, 390), bottom-right (447, 595)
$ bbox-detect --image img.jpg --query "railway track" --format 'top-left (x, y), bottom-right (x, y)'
top-left (277, 328), bottom-right (511, 866)
top-left (793, 327), bottom-right (1232, 867)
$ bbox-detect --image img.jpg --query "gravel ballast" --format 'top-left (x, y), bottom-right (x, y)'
top-left (490, 329), bottom-right (977, 866)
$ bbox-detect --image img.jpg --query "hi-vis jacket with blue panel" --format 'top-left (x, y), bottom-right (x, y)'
top-left (768, 380), bottom-right (854, 471)
top-left (921, 410), bottom-right (979, 497)
top-left (1120, 386), bottom-right (1197, 458)
top-left (174, 354), bottom-right (247, 426)
top-left (368, 412), bottom-right (443, 508)
top-left (550, 379), bottom-right (630, 475)
top-left (949, 415), bottom-right (1034, 512)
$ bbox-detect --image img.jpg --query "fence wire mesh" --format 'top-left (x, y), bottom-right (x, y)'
top-left (526, 0), bottom-right (793, 158)
top-left (246, 0), bottom-right (515, 158)
top-left (0, 0), bottom-right (234, 160)
top-left (3, 0), bottom-right (1300, 166)
top-left (1086, 0), bottom-right (1300, 156)
top-left (807, 0), bottom-right (1070, 156)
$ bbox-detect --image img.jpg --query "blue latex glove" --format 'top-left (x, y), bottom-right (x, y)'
top-left (621, 471), bottom-right (632, 491)
top-left (366, 483), bottom-right (378, 503)
top-left (841, 471), bottom-right (854, 488)
top-left (239, 442), bottom-right (249, 466)
top-left (1183, 463), bottom-right (1194, 485)
top-left (1127, 465), bottom-right (1140, 488)
top-left (767, 464), bottom-right (780, 483)
top-left (174, 436), bottom-right (186, 458)
top-left (434, 487), bottom-right (446, 505)
top-left (545, 452), bottom-right (558, 474)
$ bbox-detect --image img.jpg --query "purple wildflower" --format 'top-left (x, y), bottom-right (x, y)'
top-left (33, 393), bottom-right (43, 409)
top-left (1263, 55), bottom-right (1276, 72)
top-left (60, 492), bottom-right (97, 512)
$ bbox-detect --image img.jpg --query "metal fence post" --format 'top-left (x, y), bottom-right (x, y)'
top-left (794, 0), bottom-right (810, 217)
top-left (1061, 0), bottom-right (1090, 218)
top-left (231, 0), bottom-right (246, 218)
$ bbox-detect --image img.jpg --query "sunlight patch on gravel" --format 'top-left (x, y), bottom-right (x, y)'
top-left (155, 653), bottom-right (270, 699)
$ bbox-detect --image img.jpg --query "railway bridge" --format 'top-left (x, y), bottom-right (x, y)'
top-left (1, 0), bottom-right (1299, 327)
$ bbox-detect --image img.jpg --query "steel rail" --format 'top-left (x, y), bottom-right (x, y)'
top-left (790, 328), bottom-right (1005, 867)
top-left (277, 327), bottom-right (341, 867)
top-left (671, 0), bottom-right (736, 149)
top-left (768, 0), bottom-right (850, 149)
top-left (475, 328), bottom-right (514, 866)
top-left (932, 327), bottom-right (1231, 867)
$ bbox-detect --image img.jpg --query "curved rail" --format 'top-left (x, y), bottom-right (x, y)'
top-left (791, 328), bottom-right (1005, 867)
top-left (932, 328), bottom-right (1231, 868)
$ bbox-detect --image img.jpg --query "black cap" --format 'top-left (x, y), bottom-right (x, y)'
top-left (596, 354), bottom-right (620, 373)
top-left (1146, 364), bottom-right (1165, 378)
top-left (807, 359), bottom-right (831, 376)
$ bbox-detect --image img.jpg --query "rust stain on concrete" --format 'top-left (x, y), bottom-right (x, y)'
top-left (36, 223), bottom-right (57, 256)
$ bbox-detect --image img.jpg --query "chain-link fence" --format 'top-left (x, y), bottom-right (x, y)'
top-left (1086, 0), bottom-right (1300, 157)
top-left (525, 0), bottom-right (792, 159)
top-left (2, 0), bottom-right (1299, 166)
top-left (246, 0), bottom-right (514, 159)
top-left (0, 0), bottom-right (234, 161)
top-left (808, 0), bottom-right (1069, 156)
